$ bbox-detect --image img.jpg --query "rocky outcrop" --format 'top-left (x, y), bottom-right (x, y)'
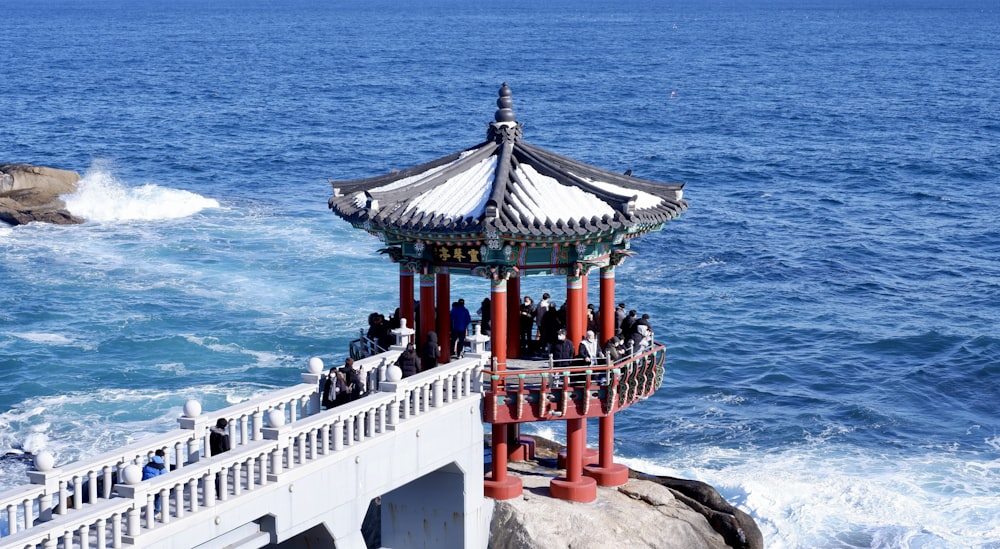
top-left (488, 437), bottom-right (763, 549)
top-left (0, 163), bottom-right (84, 226)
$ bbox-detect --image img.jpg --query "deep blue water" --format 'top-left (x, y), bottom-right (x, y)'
top-left (2, 0), bottom-right (999, 546)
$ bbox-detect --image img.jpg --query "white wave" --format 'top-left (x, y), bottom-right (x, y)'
top-left (8, 332), bottom-right (76, 345)
top-left (619, 447), bottom-right (1000, 549)
top-left (63, 162), bottom-right (219, 222)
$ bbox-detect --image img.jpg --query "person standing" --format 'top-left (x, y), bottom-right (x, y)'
top-left (450, 298), bottom-right (472, 358)
top-left (396, 342), bottom-right (422, 378)
top-left (534, 292), bottom-right (550, 341)
top-left (210, 418), bottom-right (230, 456)
top-left (341, 358), bottom-right (364, 401)
top-left (421, 331), bottom-right (441, 370)
top-left (519, 296), bottom-right (536, 354)
top-left (549, 328), bottom-right (575, 362)
top-left (142, 449), bottom-right (168, 517)
top-left (578, 330), bottom-right (603, 365)
top-left (478, 297), bottom-right (491, 335)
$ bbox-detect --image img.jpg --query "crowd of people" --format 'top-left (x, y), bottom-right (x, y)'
top-left (357, 294), bottom-right (654, 379)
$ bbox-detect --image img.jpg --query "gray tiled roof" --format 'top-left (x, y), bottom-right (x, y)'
top-left (328, 84), bottom-right (687, 241)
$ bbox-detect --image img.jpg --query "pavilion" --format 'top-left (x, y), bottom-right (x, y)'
top-left (328, 83), bottom-right (687, 502)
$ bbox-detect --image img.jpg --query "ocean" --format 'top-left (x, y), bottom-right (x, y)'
top-left (2, 0), bottom-right (999, 547)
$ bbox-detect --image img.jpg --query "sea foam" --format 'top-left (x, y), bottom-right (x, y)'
top-left (63, 163), bottom-right (220, 223)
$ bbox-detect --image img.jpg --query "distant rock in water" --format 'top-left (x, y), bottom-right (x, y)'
top-left (0, 163), bottom-right (84, 226)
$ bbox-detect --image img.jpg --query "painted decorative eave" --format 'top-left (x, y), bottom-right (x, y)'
top-left (328, 83), bottom-right (687, 242)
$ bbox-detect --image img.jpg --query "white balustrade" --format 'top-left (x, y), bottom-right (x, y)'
top-left (0, 354), bottom-right (485, 547)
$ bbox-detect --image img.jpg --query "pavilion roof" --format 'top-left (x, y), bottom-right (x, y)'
top-left (328, 84), bottom-right (687, 243)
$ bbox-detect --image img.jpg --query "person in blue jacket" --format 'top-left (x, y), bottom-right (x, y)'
top-left (450, 298), bottom-right (472, 358)
top-left (142, 449), bottom-right (168, 516)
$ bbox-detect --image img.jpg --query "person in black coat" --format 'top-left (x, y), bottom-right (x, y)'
top-left (549, 328), bottom-right (576, 362)
top-left (422, 331), bottom-right (441, 370)
top-left (341, 358), bottom-right (364, 401)
top-left (519, 296), bottom-right (536, 354)
top-left (396, 343), bottom-right (422, 378)
top-left (210, 418), bottom-right (230, 456)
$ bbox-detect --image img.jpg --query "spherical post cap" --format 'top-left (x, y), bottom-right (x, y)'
top-left (183, 400), bottom-right (202, 418)
top-left (122, 464), bottom-right (143, 485)
top-left (34, 451), bottom-right (55, 472)
top-left (307, 357), bottom-right (324, 374)
top-left (386, 364), bottom-right (403, 383)
top-left (267, 409), bottom-right (285, 428)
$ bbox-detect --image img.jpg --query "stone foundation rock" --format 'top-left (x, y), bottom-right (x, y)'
top-left (0, 163), bottom-right (84, 226)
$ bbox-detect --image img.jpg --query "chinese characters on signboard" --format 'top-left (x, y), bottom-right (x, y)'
top-left (432, 245), bottom-right (482, 264)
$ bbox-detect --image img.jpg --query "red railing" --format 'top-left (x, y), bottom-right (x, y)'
top-left (481, 343), bottom-right (666, 424)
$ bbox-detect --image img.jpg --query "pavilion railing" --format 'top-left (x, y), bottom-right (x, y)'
top-left (480, 342), bottom-right (666, 424)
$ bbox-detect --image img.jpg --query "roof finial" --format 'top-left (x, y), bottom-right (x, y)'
top-left (494, 82), bottom-right (516, 123)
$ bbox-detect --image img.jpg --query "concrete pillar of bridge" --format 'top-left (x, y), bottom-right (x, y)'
top-left (399, 265), bottom-right (415, 335)
top-left (436, 270), bottom-right (451, 365)
top-left (419, 273), bottom-right (435, 351)
top-left (550, 417), bottom-right (597, 503)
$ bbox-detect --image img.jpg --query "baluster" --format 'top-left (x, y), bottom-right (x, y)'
top-left (252, 410), bottom-right (264, 440)
top-left (204, 473), bottom-right (216, 508)
top-left (127, 502), bottom-right (140, 538)
top-left (5, 503), bottom-right (15, 535)
top-left (145, 493), bottom-right (156, 528)
top-left (173, 484), bottom-right (184, 519)
top-left (23, 497), bottom-right (34, 533)
top-left (333, 420), bottom-right (344, 451)
top-left (319, 424), bottom-right (330, 455)
top-left (239, 414), bottom-right (250, 445)
top-left (188, 478), bottom-right (199, 513)
top-left (79, 523), bottom-right (90, 549)
top-left (42, 534), bottom-right (56, 548)
top-left (344, 416), bottom-right (355, 446)
top-left (433, 379), bottom-right (444, 408)
top-left (95, 516), bottom-right (107, 549)
top-left (71, 475), bottom-right (83, 510)
top-left (295, 433), bottom-right (305, 465)
top-left (111, 512), bottom-right (122, 548)
top-left (61, 529), bottom-right (73, 547)
top-left (366, 408), bottom-right (375, 439)
top-left (376, 403), bottom-right (387, 434)
top-left (257, 454), bottom-right (268, 487)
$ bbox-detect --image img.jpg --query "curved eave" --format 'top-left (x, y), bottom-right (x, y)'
top-left (328, 128), bottom-right (687, 242)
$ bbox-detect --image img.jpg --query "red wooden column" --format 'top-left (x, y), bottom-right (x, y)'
top-left (399, 265), bottom-right (415, 334)
top-left (419, 273), bottom-right (435, 351)
top-left (506, 274), bottom-right (521, 359)
top-left (559, 270), bottom-right (597, 471)
top-left (435, 270), bottom-right (451, 365)
top-left (566, 272), bottom-right (585, 349)
top-left (599, 265), bottom-right (616, 343)
top-left (550, 417), bottom-right (597, 503)
top-left (584, 264), bottom-right (629, 486)
top-left (484, 273), bottom-right (522, 500)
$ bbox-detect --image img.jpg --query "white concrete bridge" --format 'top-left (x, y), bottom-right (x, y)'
top-left (0, 347), bottom-right (492, 549)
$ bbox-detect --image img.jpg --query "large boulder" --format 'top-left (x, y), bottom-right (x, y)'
top-left (0, 163), bottom-right (84, 226)
top-left (486, 436), bottom-right (763, 549)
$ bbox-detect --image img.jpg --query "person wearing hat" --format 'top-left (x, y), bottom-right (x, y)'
top-left (549, 328), bottom-right (575, 362)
